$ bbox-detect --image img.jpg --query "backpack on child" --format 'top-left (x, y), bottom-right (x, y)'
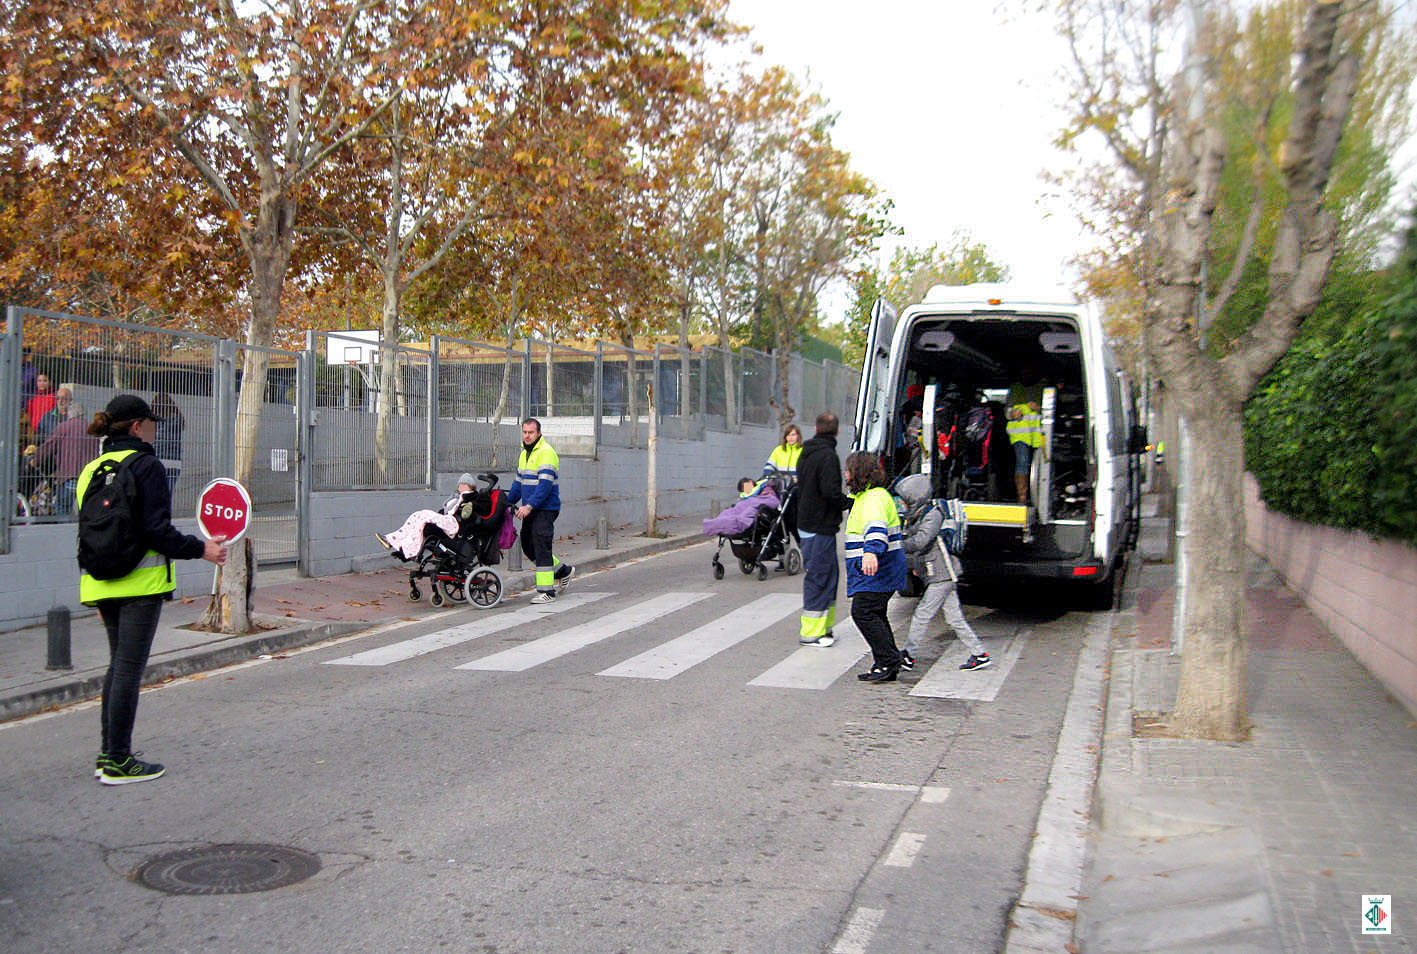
top-left (932, 497), bottom-right (968, 582)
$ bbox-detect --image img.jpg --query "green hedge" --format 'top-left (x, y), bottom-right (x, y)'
top-left (1244, 284), bottom-right (1417, 546)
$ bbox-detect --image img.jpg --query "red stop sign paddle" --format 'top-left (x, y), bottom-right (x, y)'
top-left (196, 478), bottom-right (252, 543)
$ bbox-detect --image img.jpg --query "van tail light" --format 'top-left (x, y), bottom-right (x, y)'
top-left (1072, 565), bottom-right (1100, 577)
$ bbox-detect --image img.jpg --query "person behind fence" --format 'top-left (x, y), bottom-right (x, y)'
top-left (795, 412), bottom-right (852, 647)
top-left (844, 451), bottom-right (906, 683)
top-left (151, 392), bottom-right (184, 499)
top-left (375, 474), bottom-right (478, 561)
top-left (509, 418), bottom-right (573, 603)
top-left (894, 474), bottom-right (991, 672)
top-left (77, 394), bottom-right (228, 786)
top-left (34, 385), bottom-right (72, 441)
top-left (32, 400), bottom-right (100, 515)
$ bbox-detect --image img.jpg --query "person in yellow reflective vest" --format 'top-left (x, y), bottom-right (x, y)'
top-left (77, 394), bottom-right (227, 786)
top-left (843, 452), bottom-right (907, 683)
top-left (764, 422), bottom-right (803, 543)
top-left (1006, 366), bottom-right (1045, 504)
top-left (507, 418), bottom-right (574, 603)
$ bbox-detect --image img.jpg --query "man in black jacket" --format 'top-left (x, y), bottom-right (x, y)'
top-left (795, 412), bottom-right (852, 646)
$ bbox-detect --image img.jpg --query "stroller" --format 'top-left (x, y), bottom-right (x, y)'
top-left (707, 470), bottom-right (802, 581)
top-left (403, 473), bottom-right (510, 609)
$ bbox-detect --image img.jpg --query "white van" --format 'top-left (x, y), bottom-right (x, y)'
top-left (852, 284), bottom-right (1144, 603)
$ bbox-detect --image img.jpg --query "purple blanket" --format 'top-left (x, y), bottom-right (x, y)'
top-left (703, 485), bottom-right (780, 536)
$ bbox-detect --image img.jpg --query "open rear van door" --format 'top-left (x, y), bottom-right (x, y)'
top-left (852, 298), bottom-right (898, 454)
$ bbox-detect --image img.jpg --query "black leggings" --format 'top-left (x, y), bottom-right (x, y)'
top-left (98, 595), bottom-right (165, 757)
top-left (851, 590), bottom-right (900, 669)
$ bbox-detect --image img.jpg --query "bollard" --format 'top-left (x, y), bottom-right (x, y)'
top-left (507, 545), bottom-right (522, 571)
top-left (596, 515), bottom-right (609, 550)
top-left (710, 499), bottom-right (721, 518)
top-left (46, 606), bottom-right (73, 671)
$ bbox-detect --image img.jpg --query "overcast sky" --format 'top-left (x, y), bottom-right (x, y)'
top-left (725, 0), bottom-right (1090, 319)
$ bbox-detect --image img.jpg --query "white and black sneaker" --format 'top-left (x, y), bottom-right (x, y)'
top-left (899, 651), bottom-right (915, 671)
top-left (555, 564), bottom-right (575, 593)
top-left (530, 591), bottom-right (557, 605)
top-left (799, 634), bottom-right (835, 648)
top-left (959, 653), bottom-right (992, 671)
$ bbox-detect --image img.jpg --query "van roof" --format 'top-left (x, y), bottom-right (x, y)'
top-left (919, 283), bottom-right (1083, 309)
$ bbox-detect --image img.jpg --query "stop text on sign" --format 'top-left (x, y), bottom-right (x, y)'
top-left (196, 478), bottom-right (253, 543)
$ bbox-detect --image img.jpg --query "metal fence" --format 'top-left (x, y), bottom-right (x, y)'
top-left (2, 307), bottom-right (301, 562)
top-left (6, 308), bottom-right (860, 566)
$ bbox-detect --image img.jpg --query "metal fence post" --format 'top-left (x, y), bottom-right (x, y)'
top-left (593, 341), bottom-right (604, 455)
top-left (698, 348), bottom-right (707, 434)
top-left (427, 336), bottom-right (440, 488)
top-left (296, 339), bottom-right (315, 577)
top-left (0, 306), bottom-right (20, 552)
top-left (521, 339), bottom-right (532, 423)
top-left (214, 338), bottom-right (238, 479)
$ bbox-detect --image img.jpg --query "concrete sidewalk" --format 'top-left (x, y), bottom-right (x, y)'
top-left (0, 513), bottom-right (712, 723)
top-left (1074, 507), bottom-right (1416, 953)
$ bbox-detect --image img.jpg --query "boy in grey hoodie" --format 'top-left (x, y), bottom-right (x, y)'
top-left (895, 474), bottom-right (991, 671)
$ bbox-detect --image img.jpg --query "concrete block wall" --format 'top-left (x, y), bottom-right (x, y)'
top-left (0, 517), bottom-right (235, 631)
top-left (306, 425), bottom-right (776, 578)
top-left (1244, 475), bottom-right (1417, 718)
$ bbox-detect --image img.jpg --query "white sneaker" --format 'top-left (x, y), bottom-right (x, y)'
top-left (530, 592), bottom-right (557, 604)
top-left (555, 565), bottom-right (575, 593)
top-left (799, 634), bottom-right (835, 647)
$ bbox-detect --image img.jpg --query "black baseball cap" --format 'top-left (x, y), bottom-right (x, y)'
top-left (105, 394), bottom-right (163, 422)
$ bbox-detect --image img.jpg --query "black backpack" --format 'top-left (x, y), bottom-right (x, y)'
top-left (77, 454), bottom-right (150, 581)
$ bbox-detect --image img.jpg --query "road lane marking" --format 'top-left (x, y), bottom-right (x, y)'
top-left (832, 781), bottom-right (952, 803)
top-left (321, 593), bottom-right (611, 666)
top-left (747, 620), bottom-right (867, 689)
top-left (884, 831), bottom-right (927, 868)
top-left (832, 907), bottom-right (885, 954)
top-left (908, 635), bottom-right (1026, 701)
top-left (456, 593), bottom-right (713, 672)
top-left (598, 592), bottom-right (800, 679)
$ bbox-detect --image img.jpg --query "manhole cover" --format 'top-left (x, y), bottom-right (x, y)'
top-left (132, 844), bottom-right (321, 895)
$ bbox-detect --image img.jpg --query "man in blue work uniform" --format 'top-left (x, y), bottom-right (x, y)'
top-left (507, 418), bottom-right (574, 603)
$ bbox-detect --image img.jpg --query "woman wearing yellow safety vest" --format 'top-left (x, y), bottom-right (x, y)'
top-left (763, 422), bottom-right (803, 543)
top-left (1006, 367), bottom-right (1045, 504)
top-left (76, 394), bottom-right (227, 786)
top-left (843, 451), bottom-right (907, 683)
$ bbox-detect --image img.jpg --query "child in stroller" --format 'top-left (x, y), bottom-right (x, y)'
top-left (705, 469), bottom-right (802, 581)
top-left (376, 473), bottom-right (510, 608)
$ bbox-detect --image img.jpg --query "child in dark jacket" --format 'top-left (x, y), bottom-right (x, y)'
top-left (843, 452), bottom-right (907, 683)
top-left (895, 474), bottom-right (990, 671)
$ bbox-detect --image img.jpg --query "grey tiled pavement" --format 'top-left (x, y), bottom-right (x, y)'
top-left (1082, 528), bottom-right (1417, 953)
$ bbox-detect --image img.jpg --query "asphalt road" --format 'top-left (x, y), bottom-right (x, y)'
top-left (1, 543), bottom-right (1095, 954)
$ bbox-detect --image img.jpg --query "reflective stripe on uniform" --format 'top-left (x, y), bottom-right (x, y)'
top-left (799, 605), bottom-right (835, 639)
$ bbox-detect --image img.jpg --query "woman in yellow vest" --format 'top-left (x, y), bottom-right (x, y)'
top-left (76, 394), bottom-right (227, 785)
top-left (764, 423), bottom-right (803, 544)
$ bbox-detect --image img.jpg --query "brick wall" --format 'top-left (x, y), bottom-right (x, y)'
top-left (1245, 475), bottom-right (1417, 717)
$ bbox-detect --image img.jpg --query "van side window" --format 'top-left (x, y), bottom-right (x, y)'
top-left (1106, 371), bottom-right (1127, 454)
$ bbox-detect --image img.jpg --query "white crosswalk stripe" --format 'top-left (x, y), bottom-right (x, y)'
top-left (908, 635), bottom-right (1025, 701)
top-left (321, 593), bottom-right (611, 666)
top-left (599, 592), bottom-right (800, 680)
top-left (455, 592), bottom-right (713, 673)
top-left (748, 621), bottom-right (868, 690)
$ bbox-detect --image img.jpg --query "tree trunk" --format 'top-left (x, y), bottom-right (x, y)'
top-left (1169, 400), bottom-right (1249, 740)
top-left (375, 277), bottom-right (400, 484)
top-left (202, 183), bottom-right (293, 635)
